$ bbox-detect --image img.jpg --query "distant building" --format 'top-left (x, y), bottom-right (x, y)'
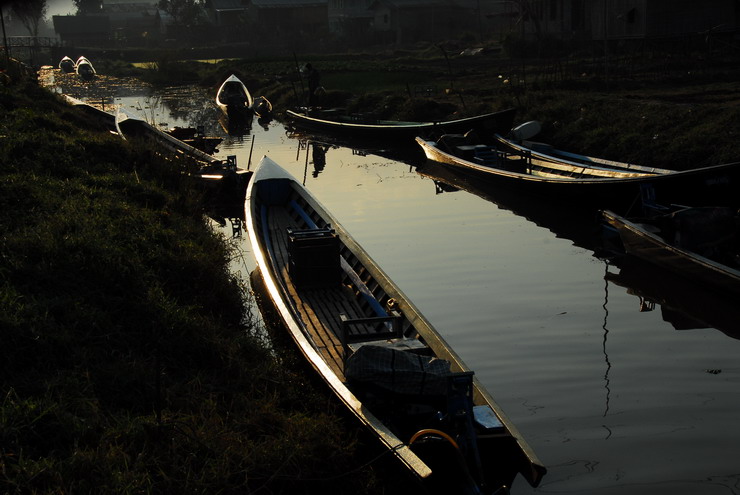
top-left (205, 0), bottom-right (328, 42)
top-left (52, 0), bottom-right (166, 47)
top-left (205, 0), bottom-right (250, 26)
top-left (592, 0), bottom-right (738, 40)
top-left (484, 0), bottom-right (739, 43)
top-left (53, 15), bottom-right (112, 46)
top-left (368, 0), bottom-right (467, 44)
top-left (102, 0), bottom-right (164, 45)
top-left (328, 0), bottom-right (374, 38)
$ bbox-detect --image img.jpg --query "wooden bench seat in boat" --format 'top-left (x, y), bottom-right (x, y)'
top-left (340, 313), bottom-right (429, 362)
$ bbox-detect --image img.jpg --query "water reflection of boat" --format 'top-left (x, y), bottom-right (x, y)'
top-left (59, 56), bottom-right (75, 73)
top-left (602, 207), bottom-right (740, 296)
top-left (606, 256), bottom-right (740, 341)
top-left (246, 156), bottom-right (546, 494)
top-left (415, 160), bottom-right (604, 253)
top-left (285, 107), bottom-right (516, 144)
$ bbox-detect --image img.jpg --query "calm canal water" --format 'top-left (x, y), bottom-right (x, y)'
top-left (59, 75), bottom-right (740, 495)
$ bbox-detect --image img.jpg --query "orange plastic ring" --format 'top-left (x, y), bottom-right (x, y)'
top-left (408, 428), bottom-right (460, 450)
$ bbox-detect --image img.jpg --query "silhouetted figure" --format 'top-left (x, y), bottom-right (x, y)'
top-left (305, 63), bottom-right (320, 107)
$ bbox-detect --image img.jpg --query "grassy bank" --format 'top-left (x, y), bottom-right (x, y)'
top-left (0, 61), bottom-right (411, 494)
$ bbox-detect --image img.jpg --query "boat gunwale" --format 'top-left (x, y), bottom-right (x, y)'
top-left (216, 74), bottom-right (254, 110)
top-left (286, 108), bottom-right (516, 132)
top-left (494, 134), bottom-right (675, 175)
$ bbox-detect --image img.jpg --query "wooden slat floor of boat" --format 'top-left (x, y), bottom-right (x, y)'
top-left (267, 205), bottom-right (372, 378)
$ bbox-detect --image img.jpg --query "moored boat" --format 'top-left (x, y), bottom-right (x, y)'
top-left (59, 56), bottom-right (75, 73)
top-left (250, 95), bottom-right (273, 118)
top-left (116, 111), bottom-right (250, 198)
top-left (245, 155), bottom-right (546, 494)
top-left (75, 56), bottom-right (96, 80)
top-left (216, 74), bottom-right (253, 124)
top-left (493, 130), bottom-right (675, 176)
top-left (416, 135), bottom-right (740, 208)
top-left (285, 107), bottom-right (517, 144)
top-left (602, 207), bottom-right (740, 296)
top-left (166, 126), bottom-right (222, 154)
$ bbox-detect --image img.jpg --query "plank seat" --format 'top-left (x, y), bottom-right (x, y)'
top-left (340, 313), bottom-right (429, 365)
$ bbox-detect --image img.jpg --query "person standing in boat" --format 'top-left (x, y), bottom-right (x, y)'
top-left (305, 63), bottom-right (321, 107)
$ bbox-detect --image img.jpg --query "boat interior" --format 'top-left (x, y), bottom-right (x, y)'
top-left (435, 133), bottom-right (660, 179)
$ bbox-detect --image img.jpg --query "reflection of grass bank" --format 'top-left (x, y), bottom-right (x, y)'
top-left (100, 44), bottom-right (740, 171)
top-left (0, 65), bottom-right (408, 494)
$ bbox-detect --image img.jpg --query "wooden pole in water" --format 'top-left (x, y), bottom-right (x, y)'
top-left (247, 135), bottom-right (255, 170)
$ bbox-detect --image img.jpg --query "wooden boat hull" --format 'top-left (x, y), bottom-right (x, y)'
top-left (75, 56), bottom-right (96, 80)
top-left (59, 56), bottom-right (75, 73)
top-left (115, 111), bottom-right (250, 198)
top-left (417, 137), bottom-right (740, 209)
top-left (216, 74), bottom-right (254, 126)
top-left (602, 209), bottom-right (740, 296)
top-left (493, 133), bottom-right (674, 176)
top-left (245, 156), bottom-right (545, 493)
top-left (285, 107), bottom-right (517, 143)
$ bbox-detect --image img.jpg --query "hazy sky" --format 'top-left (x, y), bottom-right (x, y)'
top-left (46, 0), bottom-right (77, 18)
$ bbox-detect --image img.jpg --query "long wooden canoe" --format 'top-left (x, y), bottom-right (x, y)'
top-left (492, 133), bottom-right (675, 176)
top-left (285, 107), bottom-right (517, 143)
top-left (416, 136), bottom-right (740, 208)
top-left (602, 208), bottom-right (740, 296)
top-left (245, 156), bottom-right (546, 494)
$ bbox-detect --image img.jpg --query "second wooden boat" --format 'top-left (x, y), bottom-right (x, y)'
top-left (75, 56), bottom-right (96, 80)
top-left (245, 155), bottom-right (546, 494)
top-left (602, 207), bottom-right (740, 296)
top-left (285, 107), bottom-right (517, 144)
top-left (416, 135), bottom-right (740, 208)
top-left (492, 132), bottom-right (675, 176)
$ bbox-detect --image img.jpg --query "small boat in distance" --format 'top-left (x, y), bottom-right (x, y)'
top-left (245, 156), bottom-right (546, 494)
top-left (250, 95), bottom-right (273, 118)
top-left (285, 107), bottom-right (517, 144)
top-left (59, 56), bottom-right (75, 73)
top-left (75, 56), bottom-right (96, 80)
top-left (216, 74), bottom-right (253, 123)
